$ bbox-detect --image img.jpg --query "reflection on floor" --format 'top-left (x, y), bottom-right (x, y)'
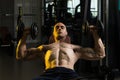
top-left (0, 46), bottom-right (120, 80)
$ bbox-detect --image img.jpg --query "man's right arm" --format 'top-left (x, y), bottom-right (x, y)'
top-left (16, 31), bottom-right (44, 60)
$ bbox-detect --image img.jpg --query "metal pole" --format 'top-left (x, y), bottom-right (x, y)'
top-left (105, 0), bottom-right (109, 67)
top-left (97, 0), bottom-right (103, 66)
top-left (98, 0), bottom-right (101, 20)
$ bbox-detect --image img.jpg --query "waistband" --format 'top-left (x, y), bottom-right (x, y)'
top-left (45, 67), bottom-right (75, 73)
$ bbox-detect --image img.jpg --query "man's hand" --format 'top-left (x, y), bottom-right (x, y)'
top-left (89, 25), bottom-right (98, 33)
top-left (23, 28), bottom-right (31, 36)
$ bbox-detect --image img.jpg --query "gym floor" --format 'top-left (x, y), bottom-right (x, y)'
top-left (0, 46), bottom-right (120, 80)
top-left (0, 46), bottom-right (44, 80)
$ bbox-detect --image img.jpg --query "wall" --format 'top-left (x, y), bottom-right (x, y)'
top-left (0, 0), bottom-right (14, 36)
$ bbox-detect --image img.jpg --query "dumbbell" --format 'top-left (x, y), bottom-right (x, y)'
top-left (17, 21), bottom-right (38, 41)
top-left (82, 21), bottom-right (89, 35)
top-left (82, 20), bottom-right (104, 38)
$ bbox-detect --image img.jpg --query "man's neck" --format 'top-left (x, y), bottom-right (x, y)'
top-left (55, 36), bottom-right (66, 42)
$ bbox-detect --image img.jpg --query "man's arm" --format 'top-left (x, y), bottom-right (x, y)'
top-left (75, 25), bottom-right (105, 60)
top-left (16, 30), bottom-right (44, 60)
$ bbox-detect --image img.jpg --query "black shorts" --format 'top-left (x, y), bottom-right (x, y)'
top-left (33, 67), bottom-right (80, 80)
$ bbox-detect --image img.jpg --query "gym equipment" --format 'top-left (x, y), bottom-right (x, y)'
top-left (17, 6), bottom-right (38, 41)
top-left (31, 23), bottom-right (38, 39)
top-left (82, 19), bottom-right (104, 38)
top-left (96, 20), bottom-right (104, 39)
top-left (17, 21), bottom-right (38, 40)
top-left (17, 21), bottom-right (25, 41)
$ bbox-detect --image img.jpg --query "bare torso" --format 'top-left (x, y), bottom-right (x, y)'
top-left (43, 42), bottom-right (79, 70)
top-left (16, 22), bottom-right (105, 74)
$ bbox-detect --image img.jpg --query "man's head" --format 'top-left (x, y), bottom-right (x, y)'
top-left (53, 22), bottom-right (68, 41)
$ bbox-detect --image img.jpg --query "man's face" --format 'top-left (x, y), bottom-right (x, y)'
top-left (53, 22), bottom-right (68, 37)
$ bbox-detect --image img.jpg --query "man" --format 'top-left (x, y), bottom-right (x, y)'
top-left (16, 22), bottom-right (105, 80)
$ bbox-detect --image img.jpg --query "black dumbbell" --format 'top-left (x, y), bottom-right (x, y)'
top-left (17, 21), bottom-right (38, 41)
top-left (82, 20), bottom-right (104, 38)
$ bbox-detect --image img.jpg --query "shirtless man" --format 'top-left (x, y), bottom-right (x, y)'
top-left (16, 22), bottom-right (105, 80)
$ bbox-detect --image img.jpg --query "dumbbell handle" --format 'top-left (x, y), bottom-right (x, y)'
top-left (24, 27), bottom-right (31, 31)
top-left (23, 27), bottom-right (31, 35)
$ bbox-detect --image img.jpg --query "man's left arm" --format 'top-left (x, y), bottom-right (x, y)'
top-left (76, 25), bottom-right (105, 60)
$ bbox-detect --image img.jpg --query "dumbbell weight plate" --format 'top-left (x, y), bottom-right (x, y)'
top-left (17, 21), bottom-right (25, 41)
top-left (31, 23), bottom-right (38, 39)
top-left (82, 21), bottom-right (89, 35)
top-left (96, 20), bottom-right (104, 39)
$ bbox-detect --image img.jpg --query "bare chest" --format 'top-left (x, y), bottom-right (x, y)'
top-left (45, 42), bottom-right (75, 62)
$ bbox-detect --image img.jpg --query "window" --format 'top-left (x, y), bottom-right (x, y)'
top-left (67, 0), bottom-right (98, 17)
top-left (91, 0), bottom-right (98, 17)
top-left (67, 0), bottom-right (80, 15)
